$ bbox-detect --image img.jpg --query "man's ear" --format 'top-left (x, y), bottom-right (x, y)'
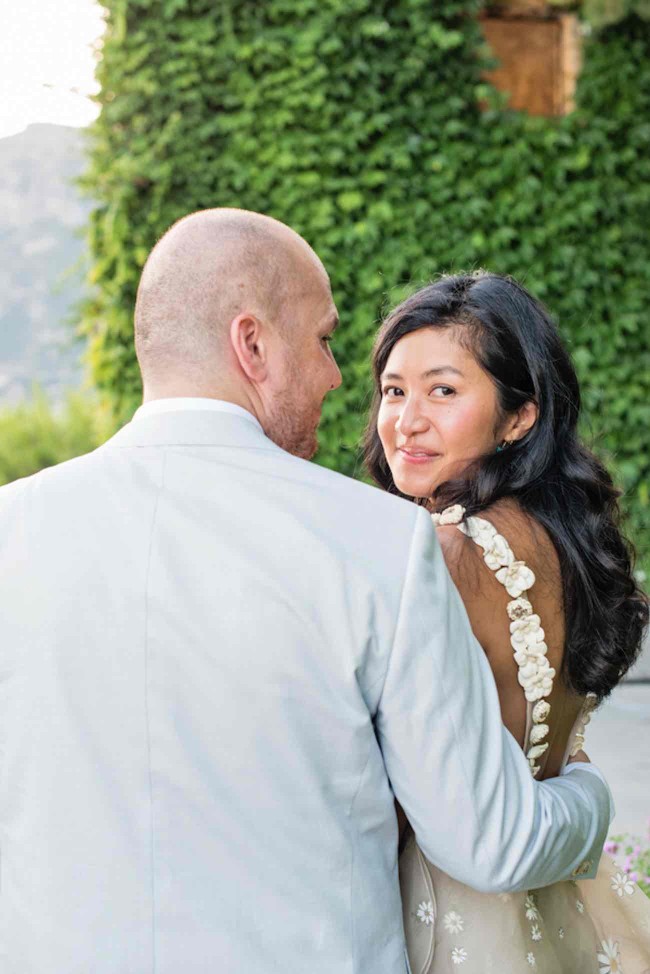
top-left (503, 400), bottom-right (538, 444)
top-left (229, 313), bottom-right (268, 382)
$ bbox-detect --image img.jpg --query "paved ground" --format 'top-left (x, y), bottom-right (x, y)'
top-left (587, 681), bottom-right (650, 839)
top-left (627, 627), bottom-right (650, 681)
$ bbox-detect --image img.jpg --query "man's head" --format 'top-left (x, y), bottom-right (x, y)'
top-left (134, 208), bottom-right (341, 458)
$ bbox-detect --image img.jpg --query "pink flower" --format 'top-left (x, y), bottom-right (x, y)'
top-left (630, 871), bottom-right (639, 883)
top-left (623, 856), bottom-right (633, 873)
top-left (604, 841), bottom-right (619, 854)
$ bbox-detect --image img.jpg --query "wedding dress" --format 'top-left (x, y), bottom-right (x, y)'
top-left (400, 505), bottom-right (650, 974)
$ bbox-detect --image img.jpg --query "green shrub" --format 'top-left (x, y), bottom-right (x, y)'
top-left (544, 0), bottom-right (650, 27)
top-left (81, 2), bottom-right (650, 570)
top-left (557, 0), bottom-right (650, 28)
top-left (0, 391), bottom-right (116, 487)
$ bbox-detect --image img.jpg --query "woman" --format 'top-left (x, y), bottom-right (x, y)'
top-left (363, 272), bottom-right (650, 973)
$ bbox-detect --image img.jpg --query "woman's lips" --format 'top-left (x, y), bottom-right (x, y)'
top-left (398, 448), bottom-right (440, 465)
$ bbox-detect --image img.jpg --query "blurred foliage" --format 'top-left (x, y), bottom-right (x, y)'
top-left (544, 0), bottom-right (650, 28)
top-left (0, 391), bottom-right (116, 487)
top-left (81, 3), bottom-right (649, 569)
top-left (559, 0), bottom-right (650, 27)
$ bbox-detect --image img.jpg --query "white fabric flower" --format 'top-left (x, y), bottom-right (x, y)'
top-left (518, 654), bottom-right (551, 681)
top-left (524, 895), bottom-right (539, 921)
top-left (576, 899), bottom-right (585, 914)
top-left (432, 504), bottom-right (465, 526)
top-left (529, 723), bottom-right (550, 745)
top-left (611, 872), bottom-right (635, 897)
top-left (527, 952), bottom-right (536, 967)
top-left (510, 615), bottom-right (545, 648)
top-left (451, 947), bottom-right (468, 965)
top-left (519, 673), bottom-right (555, 703)
top-left (514, 641), bottom-right (549, 666)
top-left (525, 684), bottom-right (552, 703)
top-left (507, 596), bottom-right (533, 620)
top-left (532, 700), bottom-right (551, 723)
top-left (570, 732), bottom-right (587, 757)
top-left (597, 938), bottom-right (622, 973)
top-left (558, 928), bottom-right (565, 939)
top-left (443, 911), bottom-right (464, 934)
top-left (519, 661), bottom-right (556, 702)
top-left (483, 535), bottom-right (514, 570)
top-left (531, 924), bottom-right (542, 941)
top-left (463, 515), bottom-right (497, 544)
top-left (417, 901), bottom-right (434, 925)
top-left (527, 742), bottom-right (549, 762)
top-left (496, 560), bottom-right (536, 598)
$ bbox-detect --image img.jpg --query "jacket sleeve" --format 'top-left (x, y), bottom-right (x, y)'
top-left (374, 506), bottom-right (611, 893)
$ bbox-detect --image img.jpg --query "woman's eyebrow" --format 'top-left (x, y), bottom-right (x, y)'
top-left (422, 366), bottom-right (464, 378)
top-left (381, 366), bottom-right (464, 381)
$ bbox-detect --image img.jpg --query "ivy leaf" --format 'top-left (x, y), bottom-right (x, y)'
top-left (337, 191), bottom-right (365, 212)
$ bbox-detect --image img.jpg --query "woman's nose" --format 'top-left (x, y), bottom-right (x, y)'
top-left (395, 399), bottom-right (429, 436)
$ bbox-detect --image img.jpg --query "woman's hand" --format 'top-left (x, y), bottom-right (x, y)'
top-left (567, 749), bottom-right (591, 764)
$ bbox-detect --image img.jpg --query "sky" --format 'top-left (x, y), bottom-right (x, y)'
top-left (0, 0), bottom-right (105, 140)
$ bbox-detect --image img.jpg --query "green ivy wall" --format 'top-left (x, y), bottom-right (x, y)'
top-left (81, 2), bottom-right (650, 567)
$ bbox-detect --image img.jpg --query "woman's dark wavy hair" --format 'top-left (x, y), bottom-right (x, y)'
top-left (363, 271), bottom-right (648, 700)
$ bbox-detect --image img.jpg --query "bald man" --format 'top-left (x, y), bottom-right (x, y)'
top-left (134, 209), bottom-right (342, 459)
top-left (0, 209), bottom-right (611, 973)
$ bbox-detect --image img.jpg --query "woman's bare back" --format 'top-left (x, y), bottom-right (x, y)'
top-left (435, 499), bottom-right (585, 779)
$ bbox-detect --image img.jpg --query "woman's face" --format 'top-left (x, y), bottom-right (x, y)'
top-left (377, 325), bottom-right (504, 498)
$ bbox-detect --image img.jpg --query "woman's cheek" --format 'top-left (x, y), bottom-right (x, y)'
top-left (377, 407), bottom-right (395, 450)
top-left (443, 399), bottom-right (492, 457)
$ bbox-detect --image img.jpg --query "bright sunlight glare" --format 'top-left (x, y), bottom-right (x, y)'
top-left (0, 0), bottom-right (105, 140)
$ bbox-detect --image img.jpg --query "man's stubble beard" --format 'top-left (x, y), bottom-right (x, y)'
top-left (265, 391), bottom-right (320, 459)
top-left (262, 342), bottom-right (324, 459)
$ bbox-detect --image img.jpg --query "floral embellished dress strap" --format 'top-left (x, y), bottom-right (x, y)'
top-left (561, 692), bottom-right (598, 770)
top-left (431, 504), bottom-right (556, 776)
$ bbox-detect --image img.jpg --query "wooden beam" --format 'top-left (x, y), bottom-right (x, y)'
top-left (480, 13), bottom-right (582, 117)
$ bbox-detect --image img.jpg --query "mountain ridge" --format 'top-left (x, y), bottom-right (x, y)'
top-left (0, 122), bottom-right (91, 403)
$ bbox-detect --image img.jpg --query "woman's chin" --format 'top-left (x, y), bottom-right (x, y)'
top-left (392, 472), bottom-right (436, 499)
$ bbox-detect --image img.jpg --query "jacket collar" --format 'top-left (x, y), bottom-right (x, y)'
top-left (105, 409), bottom-right (284, 452)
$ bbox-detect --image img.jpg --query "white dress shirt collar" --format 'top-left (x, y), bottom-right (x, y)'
top-left (132, 398), bottom-right (263, 433)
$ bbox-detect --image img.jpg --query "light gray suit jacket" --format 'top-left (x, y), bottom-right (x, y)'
top-left (0, 408), bottom-right (610, 973)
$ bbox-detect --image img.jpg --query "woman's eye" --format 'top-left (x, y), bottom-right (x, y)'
top-left (382, 386), bottom-right (403, 397)
top-left (432, 385), bottom-right (455, 397)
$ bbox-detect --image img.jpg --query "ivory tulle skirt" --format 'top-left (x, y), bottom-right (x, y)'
top-left (400, 832), bottom-right (650, 974)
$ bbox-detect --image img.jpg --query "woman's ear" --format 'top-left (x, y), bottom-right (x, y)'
top-left (229, 313), bottom-right (268, 383)
top-left (503, 400), bottom-right (538, 444)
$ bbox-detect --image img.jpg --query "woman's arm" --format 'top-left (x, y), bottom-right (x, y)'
top-left (376, 507), bottom-right (612, 892)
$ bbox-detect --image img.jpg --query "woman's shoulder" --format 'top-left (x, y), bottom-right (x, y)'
top-left (434, 498), bottom-right (565, 666)
top-left (436, 498), bottom-right (560, 595)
